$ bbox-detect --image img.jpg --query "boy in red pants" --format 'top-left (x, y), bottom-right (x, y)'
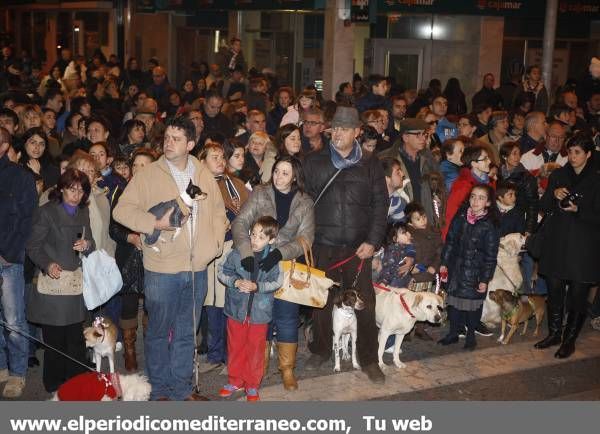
top-left (217, 216), bottom-right (283, 401)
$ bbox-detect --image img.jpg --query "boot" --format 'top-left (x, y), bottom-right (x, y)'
top-left (263, 341), bottom-right (272, 377)
top-left (438, 306), bottom-right (460, 345)
top-left (277, 342), bottom-right (298, 391)
top-left (122, 327), bottom-right (138, 372)
top-left (555, 311), bottom-right (587, 359)
top-left (535, 300), bottom-right (563, 349)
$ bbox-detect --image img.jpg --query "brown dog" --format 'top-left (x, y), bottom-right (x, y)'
top-left (488, 289), bottom-right (546, 345)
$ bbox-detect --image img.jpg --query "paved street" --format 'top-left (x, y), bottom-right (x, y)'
top-left (4, 316), bottom-right (600, 401)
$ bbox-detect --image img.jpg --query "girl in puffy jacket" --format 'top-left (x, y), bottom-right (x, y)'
top-left (438, 184), bottom-right (500, 350)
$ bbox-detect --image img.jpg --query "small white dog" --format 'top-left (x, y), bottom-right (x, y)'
top-left (51, 372), bottom-right (151, 401)
top-left (375, 286), bottom-right (445, 370)
top-left (83, 316), bottom-right (118, 373)
top-left (481, 233), bottom-right (526, 328)
top-left (332, 289), bottom-right (365, 372)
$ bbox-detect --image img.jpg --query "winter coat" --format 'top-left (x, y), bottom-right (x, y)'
top-left (113, 156), bottom-right (228, 274)
top-left (441, 207), bottom-right (499, 300)
top-left (232, 184), bottom-right (315, 261)
top-left (26, 201), bottom-right (96, 326)
top-left (0, 155), bottom-right (37, 264)
top-left (218, 248), bottom-right (283, 324)
top-left (538, 162), bottom-right (600, 282)
top-left (109, 187), bottom-right (144, 294)
top-left (355, 92), bottom-right (389, 114)
top-left (267, 105), bottom-right (287, 136)
top-left (440, 160), bottom-right (461, 192)
top-left (498, 206), bottom-right (526, 238)
top-left (303, 146), bottom-right (388, 249)
top-left (379, 142), bottom-right (440, 225)
top-left (498, 163), bottom-right (539, 233)
top-left (408, 226), bottom-right (443, 283)
top-left (443, 168), bottom-right (495, 240)
top-left (88, 186), bottom-right (116, 258)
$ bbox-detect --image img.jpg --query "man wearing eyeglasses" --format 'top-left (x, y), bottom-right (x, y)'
top-left (301, 108), bottom-right (326, 153)
top-left (521, 120), bottom-right (568, 174)
top-left (379, 118), bottom-right (440, 225)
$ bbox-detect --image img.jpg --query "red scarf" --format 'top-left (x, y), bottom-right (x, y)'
top-left (466, 207), bottom-right (487, 225)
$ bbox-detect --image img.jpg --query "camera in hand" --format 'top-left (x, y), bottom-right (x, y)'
top-left (560, 192), bottom-right (582, 208)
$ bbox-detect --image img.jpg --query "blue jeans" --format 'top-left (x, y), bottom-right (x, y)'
top-left (267, 299), bottom-right (299, 343)
top-left (520, 253), bottom-right (548, 295)
top-left (144, 270), bottom-right (207, 400)
top-left (205, 306), bottom-right (226, 364)
top-left (0, 263), bottom-right (29, 377)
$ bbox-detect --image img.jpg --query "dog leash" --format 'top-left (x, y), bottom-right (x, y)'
top-left (372, 283), bottom-right (416, 318)
top-left (328, 254), bottom-right (364, 289)
top-left (496, 263), bottom-right (522, 294)
top-left (0, 318), bottom-right (102, 375)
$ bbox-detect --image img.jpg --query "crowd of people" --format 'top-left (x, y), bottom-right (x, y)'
top-left (1, 38), bottom-right (600, 401)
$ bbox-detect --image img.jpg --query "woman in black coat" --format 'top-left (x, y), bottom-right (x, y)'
top-left (439, 184), bottom-right (500, 350)
top-left (535, 132), bottom-right (600, 358)
top-left (26, 169), bottom-right (95, 392)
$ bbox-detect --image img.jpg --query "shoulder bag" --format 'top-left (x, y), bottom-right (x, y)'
top-left (275, 237), bottom-right (334, 308)
top-left (82, 249), bottom-right (123, 310)
top-left (525, 211), bottom-right (553, 260)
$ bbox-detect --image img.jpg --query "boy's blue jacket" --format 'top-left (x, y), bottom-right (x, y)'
top-left (218, 248), bottom-right (283, 324)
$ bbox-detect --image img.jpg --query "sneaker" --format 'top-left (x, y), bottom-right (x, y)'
top-left (475, 322), bottom-right (493, 337)
top-left (384, 346), bottom-right (394, 354)
top-left (458, 327), bottom-right (467, 339)
top-left (245, 388), bottom-right (260, 402)
top-left (2, 376), bottom-right (25, 398)
top-left (591, 316), bottom-right (600, 331)
top-left (0, 369), bottom-right (8, 383)
top-left (218, 384), bottom-right (242, 398)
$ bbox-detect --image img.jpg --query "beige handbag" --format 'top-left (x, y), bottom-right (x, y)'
top-left (275, 237), bottom-right (334, 308)
top-left (37, 268), bottom-right (83, 296)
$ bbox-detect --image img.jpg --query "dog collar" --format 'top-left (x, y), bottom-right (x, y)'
top-left (338, 305), bottom-right (355, 318)
top-left (399, 294), bottom-right (415, 318)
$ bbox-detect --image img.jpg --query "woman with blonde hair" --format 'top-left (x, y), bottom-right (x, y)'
top-left (240, 131), bottom-right (276, 187)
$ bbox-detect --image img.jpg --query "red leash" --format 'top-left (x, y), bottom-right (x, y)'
top-left (328, 254), bottom-right (365, 289)
top-left (373, 282), bottom-right (415, 318)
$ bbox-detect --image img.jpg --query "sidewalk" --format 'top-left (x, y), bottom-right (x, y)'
top-left (256, 331), bottom-right (600, 401)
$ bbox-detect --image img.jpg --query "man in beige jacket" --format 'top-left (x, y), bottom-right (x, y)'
top-left (113, 117), bottom-right (227, 401)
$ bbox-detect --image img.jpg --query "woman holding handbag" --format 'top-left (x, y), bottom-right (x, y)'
top-left (231, 155), bottom-right (315, 391)
top-left (534, 132), bottom-right (600, 358)
top-left (26, 168), bottom-right (95, 393)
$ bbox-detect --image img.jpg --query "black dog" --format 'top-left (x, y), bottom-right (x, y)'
top-left (144, 180), bottom-right (207, 249)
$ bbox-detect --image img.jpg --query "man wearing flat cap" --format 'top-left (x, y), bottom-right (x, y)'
top-left (303, 106), bottom-right (389, 384)
top-left (379, 118), bottom-right (439, 225)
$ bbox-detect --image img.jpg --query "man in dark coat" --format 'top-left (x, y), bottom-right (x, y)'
top-left (472, 73), bottom-right (504, 110)
top-left (201, 91), bottom-right (234, 139)
top-left (303, 107), bottom-right (389, 384)
top-left (0, 127), bottom-right (37, 398)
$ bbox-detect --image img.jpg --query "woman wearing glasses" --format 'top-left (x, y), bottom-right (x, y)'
top-left (26, 168), bottom-right (95, 393)
top-left (443, 145), bottom-right (495, 241)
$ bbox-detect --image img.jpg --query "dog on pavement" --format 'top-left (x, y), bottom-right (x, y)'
top-left (489, 289), bottom-right (546, 345)
top-left (332, 289), bottom-right (365, 372)
top-left (84, 316), bottom-right (119, 373)
top-left (52, 371), bottom-right (151, 401)
top-left (481, 233), bottom-right (526, 328)
top-left (375, 286), bottom-right (445, 370)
